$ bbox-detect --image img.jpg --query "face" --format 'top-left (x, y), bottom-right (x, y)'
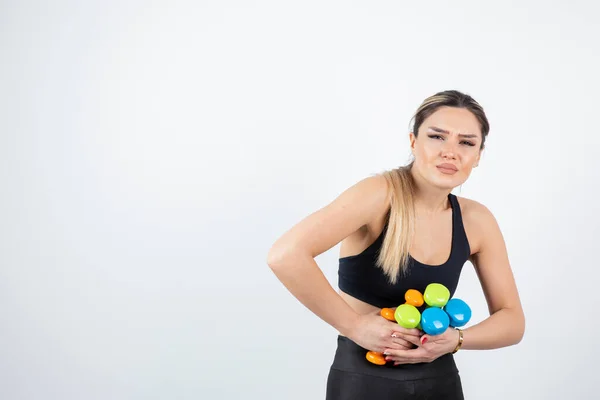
top-left (409, 106), bottom-right (483, 190)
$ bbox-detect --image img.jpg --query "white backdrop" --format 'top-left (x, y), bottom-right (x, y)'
top-left (1, 1), bottom-right (599, 399)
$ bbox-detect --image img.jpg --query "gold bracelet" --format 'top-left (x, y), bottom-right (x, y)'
top-left (452, 328), bottom-right (463, 354)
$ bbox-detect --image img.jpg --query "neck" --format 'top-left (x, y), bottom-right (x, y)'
top-left (409, 164), bottom-right (452, 214)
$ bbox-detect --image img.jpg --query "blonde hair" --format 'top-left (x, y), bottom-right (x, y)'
top-left (375, 90), bottom-right (490, 283)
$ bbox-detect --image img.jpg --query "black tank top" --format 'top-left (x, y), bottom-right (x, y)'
top-left (338, 193), bottom-right (470, 308)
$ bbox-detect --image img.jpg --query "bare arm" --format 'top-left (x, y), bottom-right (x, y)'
top-left (266, 175), bottom-right (390, 336)
top-left (461, 202), bottom-right (526, 349)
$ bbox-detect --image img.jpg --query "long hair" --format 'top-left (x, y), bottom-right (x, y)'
top-left (375, 90), bottom-right (490, 283)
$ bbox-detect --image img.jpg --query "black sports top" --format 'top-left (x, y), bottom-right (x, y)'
top-left (338, 193), bottom-right (470, 309)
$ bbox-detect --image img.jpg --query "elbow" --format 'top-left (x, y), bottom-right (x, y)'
top-left (512, 328), bottom-right (525, 346)
top-left (266, 245), bottom-right (295, 270)
top-left (494, 306), bottom-right (525, 346)
top-left (512, 310), bottom-right (526, 345)
top-left (267, 244), bottom-right (311, 271)
top-left (517, 317), bottom-right (526, 344)
top-left (266, 247), bottom-right (285, 270)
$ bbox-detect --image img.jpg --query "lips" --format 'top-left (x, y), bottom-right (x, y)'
top-left (436, 163), bottom-right (458, 175)
top-left (437, 163), bottom-right (458, 171)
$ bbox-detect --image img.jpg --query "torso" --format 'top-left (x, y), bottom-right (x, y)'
top-left (337, 194), bottom-right (481, 320)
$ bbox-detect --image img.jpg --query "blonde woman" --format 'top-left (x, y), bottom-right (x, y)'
top-left (267, 90), bottom-right (525, 399)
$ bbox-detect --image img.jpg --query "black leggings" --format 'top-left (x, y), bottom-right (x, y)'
top-left (326, 336), bottom-right (464, 400)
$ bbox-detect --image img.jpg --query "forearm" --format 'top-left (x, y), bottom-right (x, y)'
top-left (461, 307), bottom-right (525, 350)
top-left (268, 252), bottom-right (360, 335)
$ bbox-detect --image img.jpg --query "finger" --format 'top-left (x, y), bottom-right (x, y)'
top-left (385, 348), bottom-right (412, 361)
top-left (389, 339), bottom-right (413, 350)
top-left (420, 334), bottom-right (432, 346)
top-left (390, 357), bottom-right (426, 365)
top-left (390, 326), bottom-right (422, 337)
top-left (391, 338), bottom-right (414, 348)
top-left (394, 360), bottom-right (420, 367)
top-left (390, 333), bottom-right (421, 347)
top-left (383, 348), bottom-right (413, 359)
top-left (385, 353), bottom-right (426, 364)
top-left (384, 346), bottom-right (428, 359)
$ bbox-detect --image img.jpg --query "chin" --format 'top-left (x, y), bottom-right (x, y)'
top-left (428, 173), bottom-right (466, 190)
top-left (435, 181), bottom-right (458, 190)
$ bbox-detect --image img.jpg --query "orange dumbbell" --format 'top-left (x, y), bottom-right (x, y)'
top-left (404, 289), bottom-right (424, 307)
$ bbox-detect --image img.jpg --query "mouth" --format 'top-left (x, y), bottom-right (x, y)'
top-left (436, 163), bottom-right (458, 175)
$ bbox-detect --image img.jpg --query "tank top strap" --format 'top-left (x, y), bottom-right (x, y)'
top-left (448, 193), bottom-right (471, 261)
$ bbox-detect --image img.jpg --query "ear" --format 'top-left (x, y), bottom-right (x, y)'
top-left (474, 150), bottom-right (482, 168)
top-left (409, 132), bottom-right (416, 154)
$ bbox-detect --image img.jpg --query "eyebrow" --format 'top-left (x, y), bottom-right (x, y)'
top-left (427, 126), bottom-right (479, 139)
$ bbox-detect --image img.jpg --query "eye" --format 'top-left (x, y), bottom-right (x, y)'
top-left (428, 134), bottom-right (475, 147)
top-left (428, 134), bottom-right (444, 140)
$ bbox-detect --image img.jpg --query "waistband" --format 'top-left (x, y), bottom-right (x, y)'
top-left (329, 335), bottom-right (459, 382)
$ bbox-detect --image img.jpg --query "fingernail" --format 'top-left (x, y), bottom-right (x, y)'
top-left (421, 337), bottom-right (428, 344)
top-left (391, 333), bottom-right (397, 338)
top-left (394, 362), bottom-right (399, 366)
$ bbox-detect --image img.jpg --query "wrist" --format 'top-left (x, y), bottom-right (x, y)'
top-left (451, 328), bottom-right (464, 354)
top-left (338, 311), bottom-right (362, 338)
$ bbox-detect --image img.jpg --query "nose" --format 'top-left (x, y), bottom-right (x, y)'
top-left (442, 151), bottom-right (456, 160)
top-left (441, 142), bottom-right (458, 159)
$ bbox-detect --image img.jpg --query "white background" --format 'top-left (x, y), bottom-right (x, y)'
top-left (1, 1), bottom-right (599, 399)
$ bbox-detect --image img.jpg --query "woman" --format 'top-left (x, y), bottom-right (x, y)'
top-left (267, 90), bottom-right (525, 399)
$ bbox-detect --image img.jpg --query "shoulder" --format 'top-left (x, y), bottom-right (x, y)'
top-left (350, 173), bottom-right (393, 209)
top-left (329, 173), bottom-right (392, 228)
top-left (359, 173), bottom-right (391, 194)
top-left (455, 195), bottom-right (494, 221)
top-left (455, 195), bottom-right (501, 254)
top-left (339, 173), bottom-right (393, 237)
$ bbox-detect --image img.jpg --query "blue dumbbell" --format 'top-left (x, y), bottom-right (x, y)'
top-left (444, 298), bottom-right (472, 327)
top-left (420, 307), bottom-right (450, 335)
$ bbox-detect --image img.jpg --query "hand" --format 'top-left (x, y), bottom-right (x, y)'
top-left (347, 309), bottom-right (423, 353)
top-left (383, 327), bottom-right (460, 365)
